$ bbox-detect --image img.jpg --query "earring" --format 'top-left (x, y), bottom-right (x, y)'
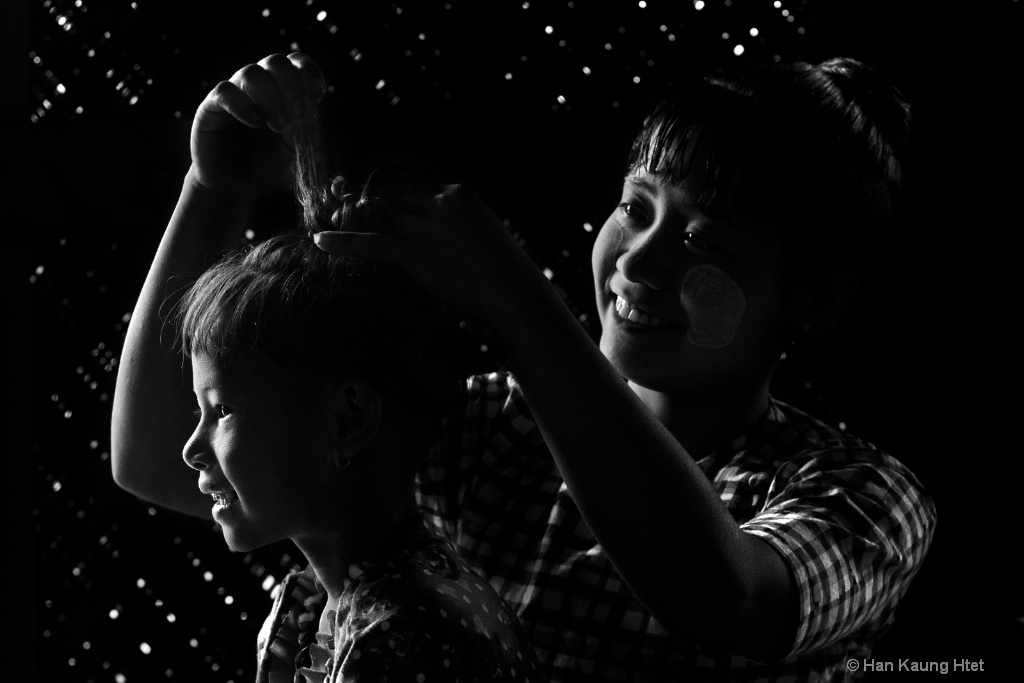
top-left (335, 452), bottom-right (352, 471)
top-left (788, 323), bottom-right (813, 349)
top-left (781, 324), bottom-right (811, 361)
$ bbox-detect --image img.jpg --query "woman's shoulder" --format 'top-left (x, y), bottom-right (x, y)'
top-left (717, 397), bottom-right (933, 513)
top-left (749, 399), bottom-right (936, 520)
top-left (770, 401), bottom-right (910, 469)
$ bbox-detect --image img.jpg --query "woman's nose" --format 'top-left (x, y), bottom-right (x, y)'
top-left (616, 222), bottom-right (674, 290)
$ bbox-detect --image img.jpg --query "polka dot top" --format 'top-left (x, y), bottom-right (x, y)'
top-left (256, 519), bottom-right (547, 682)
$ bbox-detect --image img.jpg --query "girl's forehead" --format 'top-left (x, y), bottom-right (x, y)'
top-left (191, 353), bottom-right (254, 390)
top-left (191, 351), bottom-right (296, 394)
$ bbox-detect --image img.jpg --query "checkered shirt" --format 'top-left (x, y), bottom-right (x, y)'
top-left (416, 372), bottom-right (937, 682)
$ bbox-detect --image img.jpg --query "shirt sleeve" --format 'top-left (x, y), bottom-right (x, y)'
top-left (740, 447), bottom-right (937, 658)
top-left (417, 372), bottom-right (519, 536)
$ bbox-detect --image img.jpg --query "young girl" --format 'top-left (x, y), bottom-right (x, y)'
top-left (179, 202), bottom-right (546, 683)
top-left (112, 53), bottom-right (935, 681)
top-left (118, 58), bottom-right (544, 680)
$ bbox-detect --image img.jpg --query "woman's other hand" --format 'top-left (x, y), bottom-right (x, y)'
top-left (314, 182), bottom-right (545, 330)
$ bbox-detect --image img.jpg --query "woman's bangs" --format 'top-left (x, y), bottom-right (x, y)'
top-left (629, 105), bottom-right (768, 223)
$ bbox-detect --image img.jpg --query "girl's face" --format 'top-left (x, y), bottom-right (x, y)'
top-left (592, 168), bottom-right (796, 397)
top-left (183, 353), bottom-right (340, 552)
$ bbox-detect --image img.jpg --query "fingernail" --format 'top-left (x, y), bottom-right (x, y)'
top-left (331, 176), bottom-right (346, 198)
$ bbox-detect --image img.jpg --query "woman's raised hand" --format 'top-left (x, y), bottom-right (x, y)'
top-left (314, 183), bottom-right (545, 330)
top-left (189, 52), bottom-right (326, 197)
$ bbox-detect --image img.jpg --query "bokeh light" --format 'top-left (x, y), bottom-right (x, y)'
top-left (16, 0), bottom-right (1022, 681)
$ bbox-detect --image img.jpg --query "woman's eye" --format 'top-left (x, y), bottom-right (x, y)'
top-left (618, 201), bottom-right (647, 223)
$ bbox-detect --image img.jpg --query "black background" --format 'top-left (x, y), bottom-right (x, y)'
top-left (4, 1), bottom-right (1021, 681)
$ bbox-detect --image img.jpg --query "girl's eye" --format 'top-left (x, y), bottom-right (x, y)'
top-left (194, 405), bottom-right (232, 419)
top-left (683, 231), bottom-right (712, 250)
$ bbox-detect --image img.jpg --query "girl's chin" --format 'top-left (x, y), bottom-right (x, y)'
top-left (217, 516), bottom-right (277, 553)
top-left (220, 529), bottom-right (270, 553)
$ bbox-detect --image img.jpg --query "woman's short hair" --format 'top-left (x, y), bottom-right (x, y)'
top-left (629, 57), bottom-right (911, 285)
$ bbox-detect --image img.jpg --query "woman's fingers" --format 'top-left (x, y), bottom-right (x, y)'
top-left (330, 175), bottom-right (349, 200)
top-left (259, 53), bottom-right (309, 124)
top-left (231, 57), bottom-right (315, 134)
top-left (313, 231), bottom-right (409, 267)
top-left (391, 186), bottom-right (447, 213)
top-left (229, 63), bottom-right (291, 132)
top-left (198, 80), bottom-right (264, 129)
top-left (213, 52), bottom-right (326, 135)
top-left (287, 52), bottom-right (327, 101)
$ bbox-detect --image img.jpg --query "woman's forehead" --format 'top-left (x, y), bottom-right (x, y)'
top-left (622, 166), bottom-right (785, 253)
top-left (625, 167), bottom-right (706, 197)
top-left (624, 167), bottom-right (741, 224)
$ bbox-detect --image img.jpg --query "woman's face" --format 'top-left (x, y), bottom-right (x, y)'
top-left (592, 168), bottom-right (796, 397)
top-left (182, 353), bottom-right (339, 552)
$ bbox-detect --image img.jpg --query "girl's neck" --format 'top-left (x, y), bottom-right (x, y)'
top-left (629, 376), bottom-right (772, 460)
top-left (293, 493), bottom-right (422, 604)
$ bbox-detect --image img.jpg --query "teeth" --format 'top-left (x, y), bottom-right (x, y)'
top-left (615, 296), bottom-right (670, 327)
top-left (211, 491), bottom-right (237, 506)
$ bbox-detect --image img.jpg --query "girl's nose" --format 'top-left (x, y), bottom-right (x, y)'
top-left (182, 425), bottom-right (210, 471)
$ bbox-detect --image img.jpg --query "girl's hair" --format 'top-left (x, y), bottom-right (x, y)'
top-left (176, 117), bottom-right (460, 440)
top-left (629, 57), bottom-right (911, 284)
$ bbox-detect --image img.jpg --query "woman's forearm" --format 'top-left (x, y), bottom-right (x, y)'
top-left (491, 271), bottom-right (797, 660)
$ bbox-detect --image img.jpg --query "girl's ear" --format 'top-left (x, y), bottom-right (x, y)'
top-left (331, 380), bottom-right (382, 468)
top-left (787, 270), bottom-right (859, 341)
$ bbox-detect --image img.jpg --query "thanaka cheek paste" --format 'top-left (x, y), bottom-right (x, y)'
top-left (681, 265), bottom-right (747, 349)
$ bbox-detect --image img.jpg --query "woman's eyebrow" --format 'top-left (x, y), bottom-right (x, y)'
top-left (623, 175), bottom-right (660, 193)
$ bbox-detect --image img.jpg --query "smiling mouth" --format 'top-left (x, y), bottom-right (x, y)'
top-left (614, 296), bottom-right (673, 328)
top-left (209, 490), bottom-right (238, 509)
